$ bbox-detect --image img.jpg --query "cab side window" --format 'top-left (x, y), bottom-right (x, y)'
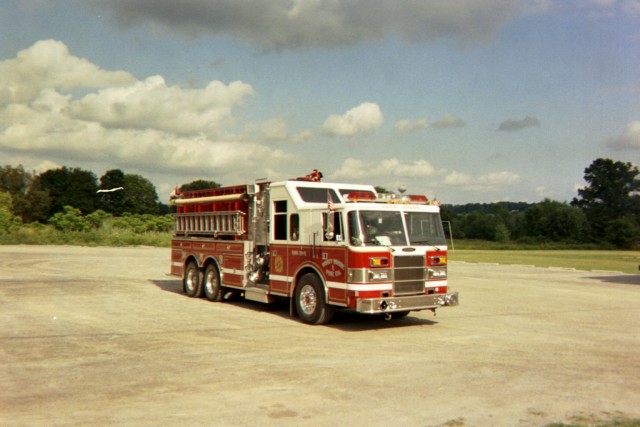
top-left (322, 211), bottom-right (343, 242)
top-left (290, 213), bottom-right (299, 241)
top-left (273, 200), bottom-right (287, 240)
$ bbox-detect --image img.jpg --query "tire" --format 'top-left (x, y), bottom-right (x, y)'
top-left (295, 273), bottom-right (334, 325)
top-left (203, 263), bottom-right (223, 302)
top-left (183, 262), bottom-right (202, 298)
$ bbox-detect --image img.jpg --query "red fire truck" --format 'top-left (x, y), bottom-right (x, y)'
top-left (170, 171), bottom-right (458, 324)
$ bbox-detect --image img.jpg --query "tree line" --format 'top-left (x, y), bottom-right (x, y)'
top-left (1, 158), bottom-right (639, 248)
top-left (442, 158), bottom-right (640, 248)
top-left (0, 165), bottom-right (221, 235)
top-left (0, 165), bottom-right (166, 222)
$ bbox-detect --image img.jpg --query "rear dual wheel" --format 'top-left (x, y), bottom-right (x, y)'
top-left (183, 262), bottom-right (202, 298)
top-left (203, 264), bottom-right (223, 302)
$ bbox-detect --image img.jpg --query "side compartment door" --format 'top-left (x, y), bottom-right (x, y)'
top-left (269, 199), bottom-right (290, 294)
top-left (171, 239), bottom-right (191, 276)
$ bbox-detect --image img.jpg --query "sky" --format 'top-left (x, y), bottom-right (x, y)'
top-left (1, 0), bottom-right (639, 205)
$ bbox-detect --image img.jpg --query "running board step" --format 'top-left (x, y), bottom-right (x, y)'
top-left (244, 286), bottom-right (276, 304)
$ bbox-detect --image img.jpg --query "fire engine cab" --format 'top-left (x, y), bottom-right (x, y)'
top-left (170, 171), bottom-right (458, 324)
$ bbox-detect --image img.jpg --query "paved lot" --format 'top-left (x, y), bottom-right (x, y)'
top-left (1, 245), bottom-right (639, 427)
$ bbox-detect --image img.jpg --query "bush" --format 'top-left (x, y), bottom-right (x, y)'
top-left (86, 209), bottom-right (112, 229)
top-left (604, 215), bottom-right (640, 249)
top-left (48, 206), bottom-right (91, 232)
top-left (0, 192), bottom-right (22, 235)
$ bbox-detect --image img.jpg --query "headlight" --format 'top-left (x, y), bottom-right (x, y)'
top-left (368, 270), bottom-right (390, 281)
top-left (427, 267), bottom-right (447, 279)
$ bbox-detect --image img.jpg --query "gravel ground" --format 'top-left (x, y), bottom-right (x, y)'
top-left (1, 245), bottom-right (638, 427)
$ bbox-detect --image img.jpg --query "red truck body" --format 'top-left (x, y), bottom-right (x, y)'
top-left (170, 175), bottom-right (458, 324)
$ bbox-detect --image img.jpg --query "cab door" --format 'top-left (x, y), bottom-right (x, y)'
top-left (269, 199), bottom-right (290, 295)
top-left (319, 210), bottom-right (348, 305)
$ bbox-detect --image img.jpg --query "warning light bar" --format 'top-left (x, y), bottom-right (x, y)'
top-left (406, 195), bottom-right (428, 203)
top-left (344, 191), bottom-right (377, 202)
top-left (344, 191), bottom-right (434, 205)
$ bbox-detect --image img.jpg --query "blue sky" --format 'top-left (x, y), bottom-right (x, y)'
top-left (1, 0), bottom-right (639, 204)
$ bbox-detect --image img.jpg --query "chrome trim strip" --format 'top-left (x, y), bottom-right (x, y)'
top-left (269, 274), bottom-right (292, 283)
top-left (356, 291), bottom-right (459, 314)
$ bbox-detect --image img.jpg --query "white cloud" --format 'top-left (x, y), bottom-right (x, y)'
top-left (445, 170), bottom-right (520, 190)
top-left (430, 113), bottom-right (465, 129)
top-left (394, 114), bottom-right (464, 133)
top-left (0, 40), bottom-right (295, 186)
top-left (330, 159), bottom-right (521, 200)
top-left (606, 120), bottom-right (640, 149)
top-left (323, 102), bottom-right (383, 137)
top-left (444, 171), bottom-right (473, 186)
top-left (395, 119), bottom-right (429, 132)
top-left (331, 157), bottom-right (438, 180)
top-left (68, 76), bottom-right (254, 136)
top-left (88, 0), bottom-right (524, 50)
top-left (257, 118), bottom-right (289, 141)
top-left (249, 118), bottom-right (313, 143)
top-left (0, 39), bottom-right (134, 105)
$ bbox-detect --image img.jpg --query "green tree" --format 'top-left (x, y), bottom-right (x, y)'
top-left (0, 165), bottom-right (36, 221)
top-left (523, 199), bottom-right (591, 242)
top-left (20, 182), bottom-right (51, 223)
top-left (572, 158), bottom-right (640, 245)
top-left (0, 164), bottom-right (30, 195)
top-left (36, 167), bottom-right (99, 216)
top-left (0, 192), bottom-right (21, 234)
top-left (98, 169), bottom-right (127, 215)
top-left (461, 211), bottom-right (499, 241)
top-left (179, 179), bottom-right (221, 192)
top-left (122, 174), bottom-right (159, 215)
top-left (604, 216), bottom-right (640, 249)
top-left (494, 223), bottom-right (510, 242)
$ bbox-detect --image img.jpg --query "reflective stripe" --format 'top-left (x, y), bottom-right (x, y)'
top-left (269, 274), bottom-right (292, 283)
top-left (271, 275), bottom-right (392, 291)
top-left (344, 283), bottom-right (392, 291)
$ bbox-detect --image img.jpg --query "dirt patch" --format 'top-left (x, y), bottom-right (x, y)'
top-left (1, 246), bottom-right (639, 426)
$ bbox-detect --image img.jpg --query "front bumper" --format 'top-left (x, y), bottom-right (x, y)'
top-left (356, 291), bottom-right (459, 314)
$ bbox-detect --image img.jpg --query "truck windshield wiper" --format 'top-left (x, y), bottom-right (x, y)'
top-left (410, 240), bottom-right (441, 251)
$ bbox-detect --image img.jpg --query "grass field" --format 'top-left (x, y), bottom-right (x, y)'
top-left (2, 227), bottom-right (639, 274)
top-left (450, 249), bottom-right (640, 274)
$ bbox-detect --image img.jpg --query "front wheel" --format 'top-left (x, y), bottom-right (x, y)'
top-left (183, 262), bottom-right (202, 298)
top-left (295, 273), bottom-right (334, 325)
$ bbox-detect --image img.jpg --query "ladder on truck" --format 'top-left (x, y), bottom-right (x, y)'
top-left (174, 211), bottom-right (246, 236)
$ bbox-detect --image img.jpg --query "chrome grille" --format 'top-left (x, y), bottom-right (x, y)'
top-left (393, 255), bottom-right (425, 295)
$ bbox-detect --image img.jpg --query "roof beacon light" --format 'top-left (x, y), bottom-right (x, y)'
top-left (406, 195), bottom-right (428, 204)
top-left (345, 191), bottom-right (377, 202)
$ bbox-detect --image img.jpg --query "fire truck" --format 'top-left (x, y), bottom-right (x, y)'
top-left (169, 171), bottom-right (458, 324)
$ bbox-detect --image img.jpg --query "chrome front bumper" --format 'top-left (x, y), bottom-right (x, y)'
top-left (356, 291), bottom-right (459, 314)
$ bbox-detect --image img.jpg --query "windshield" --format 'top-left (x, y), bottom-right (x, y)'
top-left (348, 210), bottom-right (446, 247)
top-left (404, 211), bottom-right (446, 246)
